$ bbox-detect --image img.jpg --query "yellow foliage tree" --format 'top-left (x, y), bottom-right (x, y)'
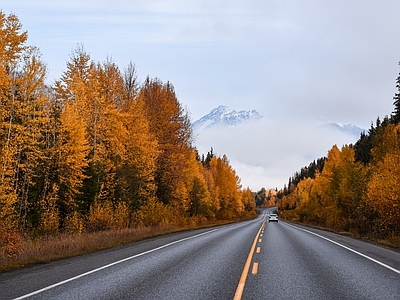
top-left (366, 124), bottom-right (400, 235)
top-left (56, 101), bottom-right (89, 216)
top-left (119, 95), bottom-right (159, 210)
top-left (0, 12), bottom-right (51, 233)
top-left (55, 49), bottom-right (128, 207)
top-left (138, 78), bottom-right (193, 212)
top-left (241, 188), bottom-right (256, 212)
top-left (0, 12), bottom-right (53, 250)
top-left (209, 155), bottom-right (243, 219)
top-left (39, 183), bottom-right (60, 235)
top-left (183, 150), bottom-right (212, 217)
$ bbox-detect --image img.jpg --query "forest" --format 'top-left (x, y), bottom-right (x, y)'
top-left (0, 12), bottom-right (256, 258)
top-left (278, 67), bottom-right (400, 246)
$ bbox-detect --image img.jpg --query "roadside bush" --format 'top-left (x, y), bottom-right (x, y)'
top-left (64, 211), bottom-right (85, 234)
top-left (0, 228), bottom-right (23, 258)
top-left (87, 201), bottom-right (114, 231)
top-left (133, 198), bottom-right (174, 227)
top-left (112, 202), bottom-right (130, 230)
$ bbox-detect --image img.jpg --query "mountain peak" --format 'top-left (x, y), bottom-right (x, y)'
top-left (193, 106), bottom-right (262, 131)
top-left (322, 122), bottom-right (365, 137)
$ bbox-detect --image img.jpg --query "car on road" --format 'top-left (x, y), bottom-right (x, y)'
top-left (268, 213), bottom-right (278, 222)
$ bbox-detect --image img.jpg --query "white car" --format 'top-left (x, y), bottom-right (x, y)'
top-left (268, 213), bottom-right (278, 222)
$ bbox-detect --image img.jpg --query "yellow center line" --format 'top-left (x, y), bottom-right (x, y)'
top-left (252, 262), bottom-right (259, 275)
top-left (233, 221), bottom-right (265, 300)
top-left (256, 247), bottom-right (261, 253)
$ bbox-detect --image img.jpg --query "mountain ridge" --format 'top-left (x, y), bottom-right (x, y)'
top-left (192, 105), bottom-right (262, 131)
top-left (322, 122), bottom-right (365, 137)
top-left (193, 105), bottom-right (365, 138)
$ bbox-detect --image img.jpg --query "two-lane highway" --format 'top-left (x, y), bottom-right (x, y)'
top-left (1, 209), bottom-right (399, 299)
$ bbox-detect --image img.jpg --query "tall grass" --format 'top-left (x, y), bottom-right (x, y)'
top-left (0, 227), bottom-right (154, 272)
top-left (0, 214), bottom-right (256, 273)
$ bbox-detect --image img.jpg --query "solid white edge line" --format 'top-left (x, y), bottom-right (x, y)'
top-left (286, 223), bottom-right (400, 275)
top-left (13, 228), bottom-right (221, 300)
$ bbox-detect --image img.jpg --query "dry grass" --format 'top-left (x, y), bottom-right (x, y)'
top-left (0, 227), bottom-right (156, 272)
top-left (0, 216), bottom-right (256, 273)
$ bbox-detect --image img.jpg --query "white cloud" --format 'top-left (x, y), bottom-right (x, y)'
top-left (194, 117), bottom-right (360, 190)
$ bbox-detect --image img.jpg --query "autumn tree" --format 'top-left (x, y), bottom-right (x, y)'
top-left (209, 155), bottom-right (243, 219)
top-left (56, 101), bottom-right (89, 219)
top-left (138, 77), bottom-right (193, 212)
top-left (0, 12), bottom-right (54, 235)
top-left (55, 49), bottom-right (128, 210)
top-left (201, 161), bottom-right (219, 215)
top-left (241, 188), bottom-right (256, 212)
top-left (0, 12), bottom-right (69, 246)
top-left (54, 46), bottom-right (94, 210)
top-left (118, 87), bottom-right (159, 211)
top-left (184, 150), bottom-right (211, 217)
top-left (87, 59), bottom-right (127, 203)
top-left (366, 123), bottom-right (400, 235)
top-left (0, 12), bottom-right (30, 251)
top-left (293, 177), bottom-right (314, 221)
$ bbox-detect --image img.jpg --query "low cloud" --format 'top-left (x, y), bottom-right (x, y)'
top-left (194, 118), bottom-right (361, 190)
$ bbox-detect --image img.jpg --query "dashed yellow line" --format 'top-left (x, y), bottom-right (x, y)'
top-left (233, 221), bottom-right (265, 300)
top-left (252, 262), bottom-right (259, 275)
top-left (256, 247), bottom-right (261, 253)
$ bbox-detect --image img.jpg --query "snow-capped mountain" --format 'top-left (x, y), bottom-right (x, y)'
top-left (193, 105), bottom-right (365, 138)
top-left (322, 122), bottom-right (365, 138)
top-left (192, 105), bottom-right (262, 131)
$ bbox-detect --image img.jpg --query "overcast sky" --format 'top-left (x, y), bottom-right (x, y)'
top-left (4, 0), bottom-right (400, 189)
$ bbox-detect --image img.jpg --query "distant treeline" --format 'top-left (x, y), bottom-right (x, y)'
top-left (0, 12), bottom-right (256, 256)
top-left (278, 65), bottom-right (400, 244)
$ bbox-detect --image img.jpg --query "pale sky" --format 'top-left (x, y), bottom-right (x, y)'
top-left (3, 0), bottom-right (400, 189)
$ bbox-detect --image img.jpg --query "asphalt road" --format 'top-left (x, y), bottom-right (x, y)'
top-left (1, 209), bottom-right (399, 300)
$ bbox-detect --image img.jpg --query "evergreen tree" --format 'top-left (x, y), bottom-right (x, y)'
top-left (204, 147), bottom-right (214, 168)
top-left (255, 187), bottom-right (267, 207)
top-left (392, 62), bottom-right (400, 124)
top-left (354, 131), bottom-right (372, 164)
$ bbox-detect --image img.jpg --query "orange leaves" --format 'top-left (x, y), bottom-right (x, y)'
top-left (138, 78), bottom-right (192, 208)
top-left (87, 201), bottom-right (130, 231)
top-left (209, 155), bottom-right (243, 218)
top-left (0, 11), bottom-right (28, 69)
top-left (57, 102), bottom-right (89, 201)
top-left (366, 124), bottom-right (400, 232)
top-left (0, 227), bottom-right (23, 258)
top-left (0, 12), bottom-right (51, 238)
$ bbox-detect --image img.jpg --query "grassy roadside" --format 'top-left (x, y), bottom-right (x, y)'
top-left (0, 216), bottom-right (255, 273)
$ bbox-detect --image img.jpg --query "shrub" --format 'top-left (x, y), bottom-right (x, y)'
top-left (0, 228), bottom-right (23, 258)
